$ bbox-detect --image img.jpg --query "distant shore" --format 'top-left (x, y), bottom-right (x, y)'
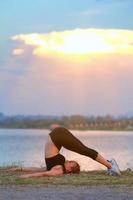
top-left (0, 113), bottom-right (133, 131)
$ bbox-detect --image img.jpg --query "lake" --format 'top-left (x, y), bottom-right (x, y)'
top-left (0, 129), bottom-right (133, 171)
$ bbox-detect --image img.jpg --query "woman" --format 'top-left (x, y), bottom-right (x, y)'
top-left (19, 127), bottom-right (121, 178)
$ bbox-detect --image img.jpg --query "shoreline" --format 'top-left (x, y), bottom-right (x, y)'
top-left (0, 127), bottom-right (133, 131)
top-left (1, 169), bottom-right (133, 199)
top-left (0, 169), bottom-right (133, 186)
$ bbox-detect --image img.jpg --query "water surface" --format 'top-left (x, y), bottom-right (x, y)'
top-left (0, 129), bottom-right (133, 171)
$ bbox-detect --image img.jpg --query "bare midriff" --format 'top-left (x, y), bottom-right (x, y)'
top-left (45, 135), bottom-right (59, 158)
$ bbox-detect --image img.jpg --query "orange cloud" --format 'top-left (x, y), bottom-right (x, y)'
top-left (12, 48), bottom-right (24, 55)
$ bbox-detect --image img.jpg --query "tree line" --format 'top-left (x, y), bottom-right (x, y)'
top-left (0, 113), bottom-right (133, 131)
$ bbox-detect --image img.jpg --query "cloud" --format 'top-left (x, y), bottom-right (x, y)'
top-left (11, 28), bottom-right (133, 60)
top-left (69, 0), bottom-right (131, 17)
top-left (1, 28), bottom-right (133, 115)
top-left (12, 48), bottom-right (24, 55)
top-left (78, 9), bottom-right (102, 16)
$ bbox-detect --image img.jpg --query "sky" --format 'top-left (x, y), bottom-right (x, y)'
top-left (0, 0), bottom-right (133, 116)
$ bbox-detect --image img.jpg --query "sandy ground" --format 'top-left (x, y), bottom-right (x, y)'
top-left (0, 185), bottom-right (133, 200)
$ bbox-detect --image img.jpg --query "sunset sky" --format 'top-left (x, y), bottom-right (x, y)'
top-left (1, 0), bottom-right (133, 116)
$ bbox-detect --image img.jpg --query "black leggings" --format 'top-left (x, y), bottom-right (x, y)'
top-left (49, 127), bottom-right (98, 160)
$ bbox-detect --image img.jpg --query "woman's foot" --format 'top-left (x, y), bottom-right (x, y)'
top-left (107, 159), bottom-right (121, 176)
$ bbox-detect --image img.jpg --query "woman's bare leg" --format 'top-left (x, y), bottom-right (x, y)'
top-left (95, 154), bottom-right (112, 169)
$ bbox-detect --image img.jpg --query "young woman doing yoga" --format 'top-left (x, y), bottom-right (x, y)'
top-left (14, 127), bottom-right (121, 178)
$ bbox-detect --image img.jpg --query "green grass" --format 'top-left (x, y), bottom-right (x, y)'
top-left (0, 167), bottom-right (133, 186)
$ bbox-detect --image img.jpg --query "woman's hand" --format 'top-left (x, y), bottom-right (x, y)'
top-left (6, 167), bottom-right (22, 172)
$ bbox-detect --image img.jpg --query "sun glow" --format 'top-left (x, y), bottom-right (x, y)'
top-left (12, 28), bottom-right (133, 58)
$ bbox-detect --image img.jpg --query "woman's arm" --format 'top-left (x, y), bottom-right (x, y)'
top-left (7, 167), bottom-right (46, 172)
top-left (19, 165), bottom-right (64, 178)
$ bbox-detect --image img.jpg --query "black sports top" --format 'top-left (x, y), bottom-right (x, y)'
top-left (45, 154), bottom-right (65, 171)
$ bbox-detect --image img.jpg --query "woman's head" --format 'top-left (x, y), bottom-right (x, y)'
top-left (64, 160), bottom-right (80, 174)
